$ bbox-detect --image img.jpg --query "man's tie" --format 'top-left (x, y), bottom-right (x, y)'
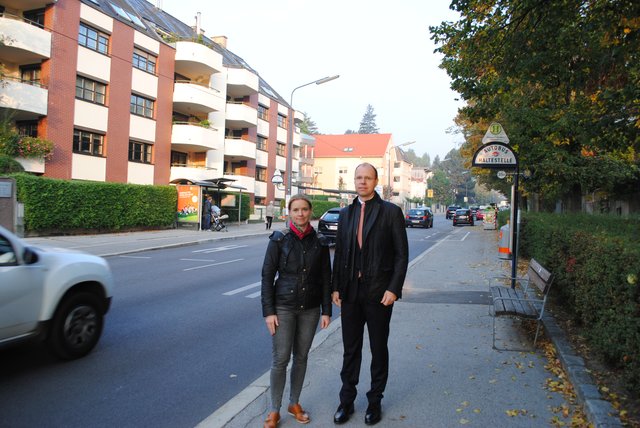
top-left (357, 201), bottom-right (365, 248)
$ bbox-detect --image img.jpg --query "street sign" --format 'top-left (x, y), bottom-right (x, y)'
top-left (472, 142), bottom-right (518, 169)
top-left (497, 170), bottom-right (507, 179)
top-left (482, 122), bottom-right (510, 144)
top-left (427, 189), bottom-right (433, 198)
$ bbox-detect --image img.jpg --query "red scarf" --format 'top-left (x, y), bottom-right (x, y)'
top-left (289, 222), bottom-right (313, 240)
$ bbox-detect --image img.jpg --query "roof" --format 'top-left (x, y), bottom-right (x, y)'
top-left (313, 134), bottom-right (393, 158)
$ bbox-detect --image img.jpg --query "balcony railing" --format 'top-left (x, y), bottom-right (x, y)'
top-left (0, 13), bottom-right (51, 62)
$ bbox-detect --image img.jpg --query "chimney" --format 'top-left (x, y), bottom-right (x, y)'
top-left (213, 35), bottom-right (227, 48)
top-left (195, 12), bottom-right (201, 35)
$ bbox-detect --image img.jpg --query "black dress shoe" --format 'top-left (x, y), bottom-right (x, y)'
top-left (333, 403), bottom-right (354, 424)
top-left (364, 403), bottom-right (382, 425)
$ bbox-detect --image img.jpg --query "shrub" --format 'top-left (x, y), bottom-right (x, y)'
top-left (0, 155), bottom-right (25, 173)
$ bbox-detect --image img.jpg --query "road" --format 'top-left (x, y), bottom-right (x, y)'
top-left (0, 217), bottom-right (462, 427)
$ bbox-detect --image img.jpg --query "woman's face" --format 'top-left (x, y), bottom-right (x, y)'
top-left (289, 199), bottom-right (311, 228)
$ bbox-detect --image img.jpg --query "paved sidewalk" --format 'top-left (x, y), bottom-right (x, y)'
top-left (23, 220), bottom-right (621, 427)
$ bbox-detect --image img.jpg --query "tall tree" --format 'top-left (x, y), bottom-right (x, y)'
top-left (430, 0), bottom-right (640, 211)
top-left (299, 112), bottom-right (319, 135)
top-left (358, 104), bottom-right (379, 134)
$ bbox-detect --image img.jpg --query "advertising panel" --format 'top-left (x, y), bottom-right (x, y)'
top-left (176, 185), bottom-right (200, 223)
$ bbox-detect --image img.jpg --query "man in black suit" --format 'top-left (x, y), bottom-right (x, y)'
top-left (331, 162), bottom-right (409, 425)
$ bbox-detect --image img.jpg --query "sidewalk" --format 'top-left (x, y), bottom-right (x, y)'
top-left (24, 221), bottom-right (621, 427)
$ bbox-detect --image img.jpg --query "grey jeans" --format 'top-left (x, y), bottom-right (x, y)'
top-left (269, 306), bottom-right (320, 412)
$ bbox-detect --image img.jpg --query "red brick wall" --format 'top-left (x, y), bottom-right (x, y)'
top-left (42, 0), bottom-right (80, 180)
top-left (105, 20), bottom-right (134, 183)
top-left (153, 42), bottom-right (175, 184)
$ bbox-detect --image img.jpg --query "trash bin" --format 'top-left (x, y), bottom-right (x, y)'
top-left (498, 223), bottom-right (511, 259)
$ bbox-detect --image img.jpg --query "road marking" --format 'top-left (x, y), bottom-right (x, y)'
top-left (180, 258), bottom-right (218, 262)
top-left (182, 258), bottom-right (244, 271)
top-left (461, 231), bottom-right (471, 241)
top-left (223, 281), bottom-right (260, 296)
top-left (246, 291), bottom-right (261, 299)
top-left (118, 255), bottom-right (151, 259)
top-left (193, 244), bottom-right (247, 254)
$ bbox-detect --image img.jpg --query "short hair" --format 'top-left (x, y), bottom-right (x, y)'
top-left (288, 194), bottom-right (312, 210)
top-left (355, 162), bottom-right (378, 180)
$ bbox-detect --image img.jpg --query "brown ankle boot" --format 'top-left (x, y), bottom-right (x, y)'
top-left (263, 411), bottom-right (280, 428)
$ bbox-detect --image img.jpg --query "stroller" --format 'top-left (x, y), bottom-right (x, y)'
top-left (211, 213), bottom-right (228, 232)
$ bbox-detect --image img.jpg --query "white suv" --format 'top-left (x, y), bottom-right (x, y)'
top-left (0, 225), bottom-right (114, 359)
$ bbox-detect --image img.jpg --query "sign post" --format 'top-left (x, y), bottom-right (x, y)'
top-left (472, 123), bottom-right (520, 289)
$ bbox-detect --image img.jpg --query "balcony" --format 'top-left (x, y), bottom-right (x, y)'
top-left (0, 14), bottom-right (51, 63)
top-left (172, 122), bottom-right (222, 152)
top-left (226, 66), bottom-right (259, 98)
top-left (225, 102), bottom-right (257, 129)
top-left (173, 81), bottom-right (225, 115)
top-left (174, 41), bottom-right (223, 80)
top-left (224, 138), bottom-right (256, 161)
top-left (0, 78), bottom-right (47, 120)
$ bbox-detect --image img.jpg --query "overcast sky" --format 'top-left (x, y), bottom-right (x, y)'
top-left (160, 0), bottom-right (464, 161)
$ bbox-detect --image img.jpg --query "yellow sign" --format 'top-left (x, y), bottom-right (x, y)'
top-left (427, 189), bottom-right (433, 198)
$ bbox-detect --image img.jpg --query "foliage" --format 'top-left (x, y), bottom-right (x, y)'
top-left (218, 191), bottom-right (250, 222)
top-left (430, 0), bottom-right (640, 210)
top-left (0, 112), bottom-right (53, 159)
top-left (11, 174), bottom-right (177, 233)
top-left (0, 155), bottom-right (24, 173)
top-left (518, 212), bottom-right (640, 390)
top-left (299, 113), bottom-right (319, 135)
top-left (404, 148), bottom-right (431, 167)
top-left (357, 104), bottom-right (379, 134)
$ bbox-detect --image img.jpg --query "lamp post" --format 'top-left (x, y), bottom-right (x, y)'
top-left (387, 141), bottom-right (415, 202)
top-left (286, 75), bottom-right (339, 207)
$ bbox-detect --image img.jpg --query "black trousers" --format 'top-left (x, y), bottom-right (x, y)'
top-left (339, 279), bottom-right (393, 406)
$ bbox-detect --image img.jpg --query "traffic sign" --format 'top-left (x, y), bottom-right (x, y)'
top-left (482, 122), bottom-right (510, 144)
top-left (472, 142), bottom-right (518, 169)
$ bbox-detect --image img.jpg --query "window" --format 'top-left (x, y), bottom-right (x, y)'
top-left (171, 151), bottom-right (187, 166)
top-left (20, 65), bottom-right (41, 85)
top-left (76, 76), bottom-right (106, 105)
top-left (277, 113), bottom-right (287, 129)
top-left (24, 8), bottom-right (45, 28)
top-left (129, 141), bottom-right (153, 164)
top-left (276, 142), bottom-right (286, 157)
top-left (78, 23), bottom-right (109, 54)
top-left (394, 176), bottom-right (401, 182)
top-left (16, 121), bottom-right (38, 138)
top-left (256, 135), bottom-right (267, 151)
top-left (130, 94), bottom-right (154, 118)
top-left (255, 167), bottom-right (267, 182)
top-left (73, 129), bottom-right (104, 156)
top-left (258, 104), bottom-right (269, 121)
top-left (132, 48), bottom-right (156, 74)
top-left (339, 167), bottom-right (348, 174)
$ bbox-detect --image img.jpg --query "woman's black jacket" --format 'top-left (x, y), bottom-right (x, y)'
top-left (261, 228), bottom-right (332, 318)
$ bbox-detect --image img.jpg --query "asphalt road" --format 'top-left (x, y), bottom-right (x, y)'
top-left (0, 218), bottom-right (460, 428)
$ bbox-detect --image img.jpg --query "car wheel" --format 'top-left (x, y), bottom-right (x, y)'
top-left (47, 292), bottom-right (104, 360)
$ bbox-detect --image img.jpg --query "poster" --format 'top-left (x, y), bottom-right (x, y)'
top-left (176, 185), bottom-right (200, 223)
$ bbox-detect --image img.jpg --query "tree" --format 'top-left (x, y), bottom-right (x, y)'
top-left (299, 113), bottom-right (319, 135)
top-left (430, 0), bottom-right (640, 211)
top-left (358, 104), bottom-right (379, 134)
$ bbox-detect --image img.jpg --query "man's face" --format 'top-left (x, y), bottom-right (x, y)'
top-left (354, 164), bottom-right (378, 200)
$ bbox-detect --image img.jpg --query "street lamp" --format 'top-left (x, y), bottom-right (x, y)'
top-left (387, 141), bottom-right (415, 201)
top-left (271, 169), bottom-right (285, 190)
top-left (286, 75), bottom-right (340, 205)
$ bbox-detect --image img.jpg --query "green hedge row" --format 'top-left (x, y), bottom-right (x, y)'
top-left (13, 174), bottom-right (177, 233)
top-left (518, 212), bottom-right (640, 390)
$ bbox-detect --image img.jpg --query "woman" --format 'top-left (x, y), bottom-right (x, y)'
top-left (261, 195), bottom-right (332, 427)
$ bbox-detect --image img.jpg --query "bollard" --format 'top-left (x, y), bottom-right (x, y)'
top-left (498, 223), bottom-right (511, 259)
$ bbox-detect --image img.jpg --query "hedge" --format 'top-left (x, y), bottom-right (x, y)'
top-left (518, 212), bottom-right (640, 390)
top-left (12, 173), bottom-right (177, 234)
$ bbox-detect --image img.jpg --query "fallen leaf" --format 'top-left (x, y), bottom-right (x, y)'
top-left (459, 418), bottom-right (470, 424)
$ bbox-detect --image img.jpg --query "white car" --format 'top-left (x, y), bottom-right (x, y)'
top-left (0, 225), bottom-right (114, 359)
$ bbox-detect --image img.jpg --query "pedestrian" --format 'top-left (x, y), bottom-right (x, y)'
top-left (202, 194), bottom-right (212, 231)
top-left (265, 200), bottom-right (275, 230)
top-left (261, 194), bottom-right (332, 428)
top-left (331, 162), bottom-right (409, 426)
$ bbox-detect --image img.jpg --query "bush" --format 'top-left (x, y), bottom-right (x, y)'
top-left (0, 155), bottom-right (25, 173)
top-left (519, 211), bottom-right (640, 390)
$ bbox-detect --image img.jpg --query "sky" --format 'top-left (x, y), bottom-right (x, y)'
top-left (160, 0), bottom-right (464, 161)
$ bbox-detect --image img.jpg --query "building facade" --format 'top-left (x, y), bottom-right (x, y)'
top-left (0, 0), bottom-right (303, 213)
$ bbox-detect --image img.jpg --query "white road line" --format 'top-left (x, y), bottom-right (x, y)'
top-left (461, 231), bottom-right (471, 241)
top-left (182, 258), bottom-right (244, 271)
top-left (180, 258), bottom-right (217, 262)
top-left (223, 282), bottom-right (260, 296)
top-left (246, 291), bottom-right (261, 299)
top-left (193, 245), bottom-right (247, 254)
top-left (118, 255), bottom-right (151, 259)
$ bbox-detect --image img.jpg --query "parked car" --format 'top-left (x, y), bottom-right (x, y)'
top-left (317, 207), bottom-right (341, 244)
top-left (475, 209), bottom-right (484, 221)
top-left (470, 206), bottom-right (480, 219)
top-left (446, 205), bottom-right (461, 219)
top-left (452, 208), bottom-right (474, 226)
top-left (0, 225), bottom-right (114, 359)
top-left (405, 207), bottom-right (433, 228)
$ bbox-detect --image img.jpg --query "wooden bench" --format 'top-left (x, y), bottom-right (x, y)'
top-left (490, 258), bottom-right (554, 351)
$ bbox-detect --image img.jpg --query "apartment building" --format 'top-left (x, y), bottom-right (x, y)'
top-left (0, 0), bottom-right (303, 210)
top-left (313, 133), bottom-right (414, 206)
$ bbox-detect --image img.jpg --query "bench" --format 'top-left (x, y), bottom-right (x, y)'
top-left (490, 258), bottom-right (554, 351)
